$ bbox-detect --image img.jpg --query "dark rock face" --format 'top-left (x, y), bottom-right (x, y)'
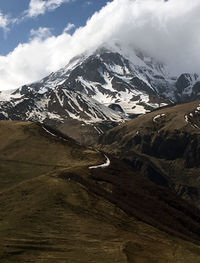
top-left (191, 82), bottom-right (200, 100)
top-left (0, 113), bottom-right (8, 120)
top-left (111, 76), bottom-right (127, 92)
top-left (175, 73), bottom-right (199, 102)
top-left (108, 103), bottom-right (124, 113)
top-left (68, 58), bottom-right (106, 86)
top-left (130, 77), bottom-right (157, 95)
top-left (176, 74), bottom-right (193, 93)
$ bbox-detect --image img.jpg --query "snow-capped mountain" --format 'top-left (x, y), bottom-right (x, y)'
top-left (0, 87), bottom-right (125, 123)
top-left (0, 45), bottom-right (199, 142)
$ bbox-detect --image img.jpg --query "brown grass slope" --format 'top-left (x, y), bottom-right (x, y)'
top-left (99, 100), bottom-right (200, 207)
top-left (0, 120), bottom-right (102, 191)
top-left (1, 120), bottom-right (200, 262)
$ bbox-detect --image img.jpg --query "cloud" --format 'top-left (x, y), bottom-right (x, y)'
top-left (2, 0), bottom-right (74, 30)
top-left (30, 27), bottom-right (53, 40)
top-left (0, 11), bottom-right (11, 34)
top-left (1, 0), bottom-right (200, 91)
top-left (63, 23), bottom-right (75, 33)
top-left (25, 0), bottom-right (73, 18)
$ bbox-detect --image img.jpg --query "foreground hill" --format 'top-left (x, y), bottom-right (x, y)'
top-left (99, 100), bottom-right (200, 208)
top-left (1, 120), bottom-right (200, 262)
top-left (0, 120), bottom-right (103, 191)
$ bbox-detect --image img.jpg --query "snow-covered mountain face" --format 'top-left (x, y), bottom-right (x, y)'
top-left (0, 87), bottom-right (124, 124)
top-left (0, 46), bottom-right (199, 128)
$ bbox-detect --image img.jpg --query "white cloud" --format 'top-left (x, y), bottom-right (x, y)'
top-left (26, 0), bottom-right (73, 17)
top-left (63, 23), bottom-right (75, 33)
top-left (2, 0), bottom-right (74, 29)
top-left (0, 11), bottom-right (11, 33)
top-left (1, 0), bottom-right (200, 91)
top-left (30, 27), bottom-right (52, 40)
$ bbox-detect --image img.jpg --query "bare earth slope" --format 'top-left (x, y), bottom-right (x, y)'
top-left (1, 120), bottom-right (200, 262)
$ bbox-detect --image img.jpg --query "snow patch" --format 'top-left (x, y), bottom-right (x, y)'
top-left (42, 126), bottom-right (57, 137)
top-left (89, 155), bottom-right (110, 169)
top-left (93, 125), bottom-right (104, 135)
top-left (153, 114), bottom-right (166, 123)
top-left (42, 126), bottom-right (68, 141)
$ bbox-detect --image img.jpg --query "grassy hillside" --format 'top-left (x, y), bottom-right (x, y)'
top-left (0, 120), bottom-right (102, 191)
top-left (1, 120), bottom-right (200, 262)
top-left (2, 172), bottom-right (200, 263)
top-left (99, 100), bottom-right (200, 153)
top-left (99, 100), bottom-right (200, 207)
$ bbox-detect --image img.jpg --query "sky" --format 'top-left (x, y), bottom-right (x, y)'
top-left (0, 0), bottom-right (200, 91)
top-left (0, 0), bottom-right (108, 55)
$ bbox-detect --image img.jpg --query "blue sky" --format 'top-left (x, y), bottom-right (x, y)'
top-left (0, 0), bottom-right (108, 55)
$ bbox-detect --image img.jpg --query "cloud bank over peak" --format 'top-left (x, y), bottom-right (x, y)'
top-left (1, 0), bottom-right (200, 90)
